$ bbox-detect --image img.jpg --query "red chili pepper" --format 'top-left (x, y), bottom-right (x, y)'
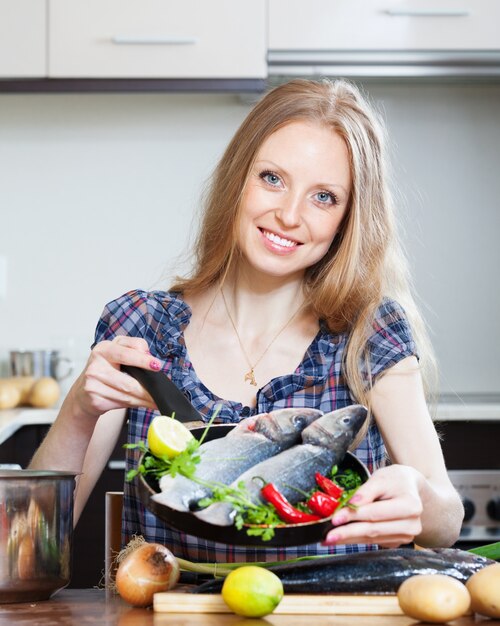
top-left (315, 472), bottom-right (344, 499)
top-left (261, 483), bottom-right (321, 524)
top-left (307, 491), bottom-right (340, 517)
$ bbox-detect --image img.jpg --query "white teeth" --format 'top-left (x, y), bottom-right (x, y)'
top-left (263, 230), bottom-right (297, 248)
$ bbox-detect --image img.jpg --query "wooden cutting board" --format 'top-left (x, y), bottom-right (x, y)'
top-left (154, 592), bottom-right (403, 615)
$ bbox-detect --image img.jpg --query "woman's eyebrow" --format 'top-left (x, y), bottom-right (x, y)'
top-left (254, 159), bottom-right (286, 172)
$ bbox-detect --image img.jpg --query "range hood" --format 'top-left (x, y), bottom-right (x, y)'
top-left (268, 50), bottom-right (500, 80)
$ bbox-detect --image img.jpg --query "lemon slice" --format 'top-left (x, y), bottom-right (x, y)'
top-left (147, 416), bottom-right (194, 459)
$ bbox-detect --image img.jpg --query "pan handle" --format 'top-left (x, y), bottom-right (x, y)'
top-left (121, 365), bottom-right (202, 423)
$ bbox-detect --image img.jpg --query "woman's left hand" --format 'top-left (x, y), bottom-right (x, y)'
top-left (323, 464), bottom-right (425, 548)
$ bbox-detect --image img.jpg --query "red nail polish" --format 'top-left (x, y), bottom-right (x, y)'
top-left (150, 359), bottom-right (161, 371)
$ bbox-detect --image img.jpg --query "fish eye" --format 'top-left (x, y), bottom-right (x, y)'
top-left (293, 415), bottom-right (307, 429)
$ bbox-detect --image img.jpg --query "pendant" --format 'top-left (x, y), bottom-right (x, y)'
top-left (244, 369), bottom-right (257, 386)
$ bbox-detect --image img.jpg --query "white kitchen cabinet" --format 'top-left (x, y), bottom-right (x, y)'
top-left (0, 0), bottom-right (46, 77)
top-left (269, 0), bottom-right (500, 50)
top-left (49, 0), bottom-right (267, 79)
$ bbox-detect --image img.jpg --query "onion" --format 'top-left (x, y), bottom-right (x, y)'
top-left (115, 542), bottom-right (180, 607)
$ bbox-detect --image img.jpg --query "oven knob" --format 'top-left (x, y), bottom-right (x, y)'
top-left (462, 497), bottom-right (475, 522)
top-left (486, 498), bottom-right (500, 521)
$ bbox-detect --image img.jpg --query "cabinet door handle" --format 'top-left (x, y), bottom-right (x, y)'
top-left (385, 9), bottom-right (470, 17)
top-left (107, 460), bottom-right (126, 471)
top-left (111, 35), bottom-right (198, 45)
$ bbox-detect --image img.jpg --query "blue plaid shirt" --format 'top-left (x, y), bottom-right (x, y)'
top-left (94, 290), bottom-right (417, 562)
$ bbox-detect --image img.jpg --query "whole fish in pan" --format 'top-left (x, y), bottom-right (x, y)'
top-left (194, 547), bottom-right (494, 594)
top-left (152, 407), bottom-right (323, 513)
top-left (195, 404), bottom-right (367, 526)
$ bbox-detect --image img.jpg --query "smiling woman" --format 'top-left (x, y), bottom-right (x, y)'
top-left (29, 78), bottom-right (464, 566)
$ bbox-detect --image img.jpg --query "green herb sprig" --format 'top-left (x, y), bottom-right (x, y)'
top-left (198, 480), bottom-right (284, 542)
top-left (124, 435), bottom-right (203, 482)
top-left (124, 406), bottom-right (220, 482)
top-left (330, 465), bottom-right (364, 508)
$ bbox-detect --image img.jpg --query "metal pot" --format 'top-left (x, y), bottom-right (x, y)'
top-left (0, 470), bottom-right (77, 604)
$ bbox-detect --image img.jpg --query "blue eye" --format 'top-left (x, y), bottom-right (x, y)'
top-left (260, 171), bottom-right (281, 186)
top-left (316, 191), bottom-right (338, 205)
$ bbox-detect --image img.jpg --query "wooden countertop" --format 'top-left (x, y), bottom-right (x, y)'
top-left (0, 589), bottom-right (491, 626)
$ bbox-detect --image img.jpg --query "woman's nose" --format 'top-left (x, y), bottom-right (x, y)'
top-left (276, 194), bottom-right (302, 227)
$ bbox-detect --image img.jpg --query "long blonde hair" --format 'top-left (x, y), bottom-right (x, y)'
top-left (172, 79), bottom-right (436, 412)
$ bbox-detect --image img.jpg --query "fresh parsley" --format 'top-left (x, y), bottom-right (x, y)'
top-left (198, 480), bottom-right (284, 542)
top-left (124, 407), bottom-right (221, 482)
top-left (330, 465), bottom-right (364, 508)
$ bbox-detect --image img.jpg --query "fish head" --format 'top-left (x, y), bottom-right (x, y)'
top-left (231, 415), bottom-right (259, 434)
top-left (301, 405), bottom-right (367, 451)
top-left (253, 407), bottom-right (323, 445)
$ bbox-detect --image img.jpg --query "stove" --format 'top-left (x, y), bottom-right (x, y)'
top-left (448, 470), bottom-right (500, 543)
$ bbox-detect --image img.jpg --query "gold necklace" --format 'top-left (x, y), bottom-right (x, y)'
top-left (221, 290), bottom-right (303, 387)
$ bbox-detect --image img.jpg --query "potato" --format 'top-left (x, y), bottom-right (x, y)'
top-left (397, 574), bottom-right (471, 623)
top-left (0, 381), bottom-right (22, 409)
top-left (466, 563), bottom-right (500, 618)
top-left (28, 377), bottom-right (60, 408)
top-left (9, 376), bottom-right (35, 404)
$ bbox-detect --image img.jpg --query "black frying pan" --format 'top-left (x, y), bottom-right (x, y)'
top-left (136, 424), bottom-right (370, 547)
top-left (123, 365), bottom-right (370, 546)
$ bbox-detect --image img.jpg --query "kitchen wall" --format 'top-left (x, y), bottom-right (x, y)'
top-left (0, 82), bottom-right (499, 397)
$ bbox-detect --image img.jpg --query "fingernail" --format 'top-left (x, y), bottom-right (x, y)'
top-left (350, 494), bottom-right (362, 504)
top-left (331, 514), bottom-right (347, 526)
top-left (150, 359), bottom-right (161, 371)
top-left (324, 533), bottom-right (339, 544)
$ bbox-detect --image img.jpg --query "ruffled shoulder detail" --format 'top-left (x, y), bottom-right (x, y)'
top-left (364, 298), bottom-right (418, 382)
top-left (93, 289), bottom-right (191, 359)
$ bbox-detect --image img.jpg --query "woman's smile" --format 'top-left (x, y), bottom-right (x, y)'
top-left (259, 227), bottom-right (302, 254)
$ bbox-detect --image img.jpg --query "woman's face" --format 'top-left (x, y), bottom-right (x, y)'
top-left (237, 120), bottom-right (351, 281)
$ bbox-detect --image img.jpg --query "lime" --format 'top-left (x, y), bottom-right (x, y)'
top-left (147, 415), bottom-right (194, 459)
top-left (221, 566), bottom-right (284, 617)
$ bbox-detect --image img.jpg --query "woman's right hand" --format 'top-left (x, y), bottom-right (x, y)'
top-left (70, 336), bottom-right (161, 420)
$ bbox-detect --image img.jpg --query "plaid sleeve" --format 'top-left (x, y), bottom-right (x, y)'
top-left (364, 298), bottom-right (418, 382)
top-left (92, 289), bottom-right (152, 346)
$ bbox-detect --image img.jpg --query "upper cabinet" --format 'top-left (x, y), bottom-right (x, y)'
top-left (269, 0), bottom-right (500, 50)
top-left (0, 0), bottom-right (46, 77)
top-left (48, 0), bottom-right (267, 79)
top-left (1, 0), bottom-right (500, 86)
top-left (268, 0), bottom-right (500, 78)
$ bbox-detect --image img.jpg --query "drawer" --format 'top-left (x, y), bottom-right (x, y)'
top-left (0, 0), bottom-right (46, 77)
top-left (269, 0), bottom-right (500, 51)
top-left (49, 0), bottom-right (267, 78)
